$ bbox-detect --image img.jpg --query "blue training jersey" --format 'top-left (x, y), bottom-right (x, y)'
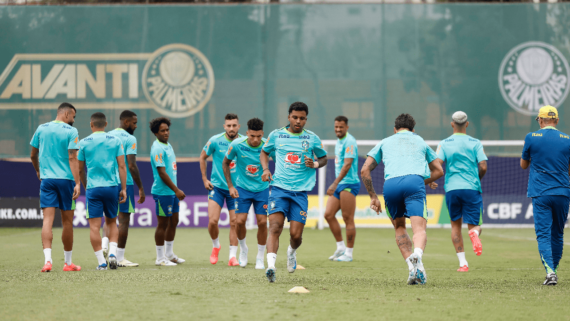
top-left (108, 128), bottom-right (137, 186)
top-left (150, 140), bottom-right (177, 196)
top-left (29, 120), bottom-right (79, 181)
top-left (367, 130), bottom-right (437, 181)
top-left (522, 126), bottom-right (570, 198)
top-left (77, 132), bottom-right (124, 189)
top-left (436, 133), bottom-right (487, 193)
top-left (262, 126), bottom-right (327, 192)
top-left (203, 132), bottom-right (243, 190)
top-left (226, 137), bottom-right (269, 193)
top-left (335, 133), bottom-right (360, 185)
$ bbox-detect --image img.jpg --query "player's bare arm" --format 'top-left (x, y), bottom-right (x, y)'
top-left (30, 146), bottom-right (40, 181)
top-left (304, 155), bottom-right (327, 169)
top-left (424, 160), bottom-right (444, 185)
top-left (68, 149), bottom-right (81, 200)
top-left (127, 154), bottom-right (145, 203)
top-left (520, 158), bottom-right (530, 169)
top-left (261, 150), bottom-right (272, 182)
top-left (478, 160), bottom-right (488, 180)
top-left (157, 167), bottom-right (185, 200)
top-left (222, 156), bottom-right (239, 198)
top-left (429, 159), bottom-right (445, 190)
top-left (361, 156), bottom-right (382, 214)
top-left (79, 160), bottom-right (88, 190)
top-left (327, 158), bottom-right (353, 196)
top-left (117, 155), bottom-right (127, 204)
top-left (199, 149), bottom-right (214, 190)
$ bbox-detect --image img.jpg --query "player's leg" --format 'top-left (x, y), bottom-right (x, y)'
top-left (286, 191), bottom-right (308, 273)
top-left (550, 195), bottom-right (569, 284)
top-left (266, 212), bottom-right (285, 282)
top-left (234, 187), bottom-right (250, 268)
top-left (253, 188), bottom-right (269, 269)
top-left (101, 186), bottom-right (120, 269)
top-left (165, 197), bottom-right (184, 264)
top-left (117, 185), bottom-right (137, 267)
top-left (324, 194), bottom-right (343, 260)
top-left (226, 191), bottom-right (239, 266)
top-left (59, 179), bottom-right (79, 271)
top-left (102, 221), bottom-right (109, 259)
top-left (154, 195), bottom-right (176, 266)
top-left (336, 189), bottom-right (357, 262)
top-left (89, 216), bottom-right (108, 270)
top-left (531, 197), bottom-right (556, 284)
top-left (39, 179), bottom-right (58, 272)
top-left (462, 190), bottom-right (483, 256)
top-left (446, 191), bottom-right (468, 271)
top-left (207, 198), bottom-right (223, 264)
top-left (403, 176), bottom-right (429, 284)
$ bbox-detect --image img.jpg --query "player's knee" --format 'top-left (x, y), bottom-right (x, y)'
top-left (324, 211), bottom-right (336, 221)
top-left (236, 215), bottom-right (247, 226)
top-left (291, 234), bottom-right (303, 244)
top-left (257, 217), bottom-right (267, 227)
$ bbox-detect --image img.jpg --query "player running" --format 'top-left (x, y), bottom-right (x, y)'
top-left (325, 116), bottom-right (360, 262)
top-left (200, 114), bottom-right (243, 266)
top-left (430, 111), bottom-right (487, 272)
top-left (261, 102), bottom-right (328, 283)
top-left (361, 113), bottom-right (443, 285)
top-left (30, 102), bottom-right (81, 272)
top-left (78, 112), bottom-right (127, 270)
top-left (520, 106), bottom-right (570, 286)
top-left (150, 117), bottom-right (186, 267)
top-left (223, 118), bottom-right (269, 269)
top-left (106, 110), bottom-right (146, 267)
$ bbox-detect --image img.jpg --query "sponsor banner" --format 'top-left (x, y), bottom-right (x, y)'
top-left (481, 195), bottom-right (535, 225)
top-left (0, 197), bottom-right (62, 227)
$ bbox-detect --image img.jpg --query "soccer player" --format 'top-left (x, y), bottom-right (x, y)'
top-left (223, 118), bottom-right (269, 269)
top-left (324, 116), bottom-right (360, 262)
top-left (361, 113), bottom-right (443, 285)
top-left (200, 114), bottom-right (243, 266)
top-left (261, 102), bottom-right (327, 283)
top-left (150, 117), bottom-right (186, 266)
top-left (30, 102), bottom-right (81, 272)
top-left (78, 112), bottom-right (127, 270)
top-left (520, 105), bottom-right (570, 286)
top-left (430, 111), bottom-right (487, 272)
top-left (106, 110), bottom-right (146, 267)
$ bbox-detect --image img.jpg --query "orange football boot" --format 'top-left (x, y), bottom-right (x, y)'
top-left (469, 230), bottom-right (482, 256)
top-left (457, 265), bottom-right (469, 272)
top-left (210, 247), bottom-right (221, 265)
top-left (228, 257), bottom-right (239, 266)
top-left (41, 261), bottom-right (52, 272)
top-left (63, 263), bottom-right (81, 271)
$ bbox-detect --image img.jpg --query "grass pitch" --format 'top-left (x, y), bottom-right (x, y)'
top-left (1, 227), bottom-right (569, 320)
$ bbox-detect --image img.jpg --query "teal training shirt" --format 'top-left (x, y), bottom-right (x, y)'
top-left (262, 126), bottom-right (327, 192)
top-left (203, 132), bottom-right (242, 190)
top-left (335, 132), bottom-right (360, 185)
top-left (436, 133), bottom-right (487, 193)
top-left (226, 137), bottom-right (270, 193)
top-left (367, 130), bottom-right (437, 181)
top-left (29, 120), bottom-right (79, 181)
top-left (150, 139), bottom-right (177, 196)
top-left (77, 132), bottom-right (124, 189)
top-left (108, 128), bottom-right (137, 186)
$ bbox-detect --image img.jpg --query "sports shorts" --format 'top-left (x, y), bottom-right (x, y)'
top-left (268, 186), bottom-right (308, 224)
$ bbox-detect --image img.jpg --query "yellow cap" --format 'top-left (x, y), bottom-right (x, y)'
top-left (536, 105), bottom-right (558, 120)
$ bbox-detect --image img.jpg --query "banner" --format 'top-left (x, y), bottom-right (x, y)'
top-left (0, 197), bottom-right (62, 227)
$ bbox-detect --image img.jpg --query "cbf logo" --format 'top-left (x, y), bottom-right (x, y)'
top-left (499, 41), bottom-right (570, 115)
top-left (0, 43), bottom-right (214, 118)
top-left (302, 140), bottom-right (309, 151)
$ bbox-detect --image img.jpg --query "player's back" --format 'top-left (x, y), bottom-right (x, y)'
top-left (30, 120), bottom-right (79, 180)
top-left (437, 134), bottom-right (486, 192)
top-left (108, 128), bottom-right (136, 185)
top-left (78, 132), bottom-right (123, 189)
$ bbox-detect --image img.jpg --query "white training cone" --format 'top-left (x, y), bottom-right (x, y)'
top-left (288, 286), bottom-right (310, 293)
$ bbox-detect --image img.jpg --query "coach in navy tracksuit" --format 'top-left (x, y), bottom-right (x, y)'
top-left (521, 105), bottom-right (570, 286)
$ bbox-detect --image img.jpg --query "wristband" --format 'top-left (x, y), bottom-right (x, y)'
top-left (263, 168), bottom-right (270, 172)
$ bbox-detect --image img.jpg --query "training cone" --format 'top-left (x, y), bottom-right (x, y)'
top-left (296, 265), bottom-right (306, 270)
top-left (288, 286), bottom-right (310, 293)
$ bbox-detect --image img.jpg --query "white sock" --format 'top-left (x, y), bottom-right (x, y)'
top-left (457, 252), bottom-right (468, 267)
top-left (345, 247), bottom-right (353, 257)
top-left (109, 242), bottom-right (118, 257)
top-left (212, 238), bottom-right (220, 248)
top-left (267, 253), bottom-right (277, 269)
top-left (336, 241), bottom-right (346, 251)
top-left (43, 248), bottom-right (52, 264)
top-left (257, 244), bottom-right (266, 259)
top-left (117, 248), bottom-right (125, 262)
top-left (238, 238), bottom-right (248, 252)
top-left (156, 245), bottom-right (165, 260)
top-left (165, 241), bottom-right (174, 257)
top-left (102, 237), bottom-right (109, 250)
top-left (95, 250), bottom-right (106, 265)
top-left (288, 245), bottom-right (296, 256)
top-left (229, 246), bottom-right (238, 259)
top-left (406, 256), bottom-right (414, 271)
top-left (414, 248), bottom-right (424, 259)
top-left (471, 229), bottom-right (480, 236)
top-left (64, 251), bottom-right (72, 265)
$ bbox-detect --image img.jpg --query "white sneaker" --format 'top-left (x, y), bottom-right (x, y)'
top-left (118, 259), bottom-right (139, 267)
top-left (328, 248), bottom-right (345, 260)
top-left (167, 254), bottom-right (185, 264)
top-left (333, 254), bottom-right (353, 262)
top-left (255, 258), bottom-right (265, 270)
top-left (287, 251), bottom-right (297, 273)
top-left (410, 253), bottom-right (427, 285)
top-left (266, 267), bottom-right (276, 283)
top-left (155, 258), bottom-right (177, 266)
top-left (103, 248), bottom-right (109, 259)
top-left (239, 249), bottom-right (248, 268)
top-left (108, 254), bottom-right (117, 270)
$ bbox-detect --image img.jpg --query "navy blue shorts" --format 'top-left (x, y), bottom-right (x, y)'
top-left (119, 185), bottom-right (135, 214)
top-left (153, 194), bottom-right (180, 217)
top-left (333, 183), bottom-right (360, 200)
top-left (268, 186), bottom-right (308, 224)
top-left (446, 189), bottom-right (483, 225)
top-left (235, 186), bottom-right (269, 215)
top-left (86, 186), bottom-right (120, 219)
top-left (383, 175), bottom-right (427, 220)
top-left (208, 186), bottom-right (237, 211)
top-left (40, 179), bottom-right (76, 211)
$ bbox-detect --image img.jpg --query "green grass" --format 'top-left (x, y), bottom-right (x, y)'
top-left (1, 227), bottom-right (569, 320)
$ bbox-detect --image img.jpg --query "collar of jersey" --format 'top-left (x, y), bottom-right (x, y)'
top-left (93, 131), bottom-right (105, 134)
top-left (339, 133), bottom-right (348, 141)
top-left (542, 126), bottom-right (557, 130)
top-left (52, 120), bottom-right (64, 124)
top-left (396, 130), bottom-right (411, 134)
top-left (284, 126), bottom-right (305, 136)
top-left (245, 139), bottom-right (263, 149)
top-left (115, 128), bottom-right (126, 131)
top-left (156, 138), bottom-right (168, 146)
top-left (453, 133), bottom-right (466, 136)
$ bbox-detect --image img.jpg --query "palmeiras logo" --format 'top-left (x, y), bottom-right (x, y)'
top-left (499, 41), bottom-right (570, 115)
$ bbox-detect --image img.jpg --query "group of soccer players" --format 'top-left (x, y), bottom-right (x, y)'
top-left (30, 101), bottom-right (569, 286)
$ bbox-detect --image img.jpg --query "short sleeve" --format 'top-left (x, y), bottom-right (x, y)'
top-left (367, 142), bottom-right (383, 164)
top-left (30, 127), bottom-right (41, 149)
top-left (203, 137), bottom-right (216, 156)
top-left (312, 135), bottom-right (327, 158)
top-left (425, 144), bottom-right (438, 163)
top-left (77, 142), bottom-right (85, 161)
top-left (68, 128), bottom-right (79, 150)
top-left (522, 133), bottom-right (532, 161)
top-left (436, 143), bottom-right (445, 161)
top-left (116, 140), bottom-right (125, 157)
top-left (226, 140), bottom-right (238, 159)
top-left (262, 131), bottom-right (276, 154)
top-left (344, 137), bottom-right (357, 159)
top-left (152, 147), bottom-right (165, 168)
top-left (476, 142), bottom-right (488, 163)
top-left (126, 136), bottom-right (137, 155)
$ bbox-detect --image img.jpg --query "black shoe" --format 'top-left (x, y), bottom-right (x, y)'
top-left (543, 273), bottom-right (557, 286)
